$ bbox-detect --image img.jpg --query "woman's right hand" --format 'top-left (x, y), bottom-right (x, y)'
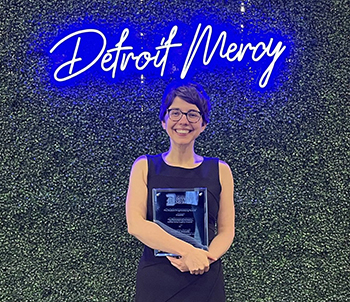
top-left (180, 247), bottom-right (217, 275)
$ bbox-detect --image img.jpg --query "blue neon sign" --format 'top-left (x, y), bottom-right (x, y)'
top-left (49, 23), bottom-right (289, 88)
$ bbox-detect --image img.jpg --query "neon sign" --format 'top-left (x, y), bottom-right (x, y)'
top-left (50, 24), bottom-right (288, 88)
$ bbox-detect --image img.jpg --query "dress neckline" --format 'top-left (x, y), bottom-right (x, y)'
top-left (161, 153), bottom-right (204, 170)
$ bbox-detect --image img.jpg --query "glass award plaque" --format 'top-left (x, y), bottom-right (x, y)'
top-left (152, 187), bottom-right (208, 257)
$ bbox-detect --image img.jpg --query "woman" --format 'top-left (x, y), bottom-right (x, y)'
top-left (126, 82), bottom-right (235, 302)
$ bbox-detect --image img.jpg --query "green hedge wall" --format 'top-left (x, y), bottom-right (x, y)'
top-left (1, 0), bottom-right (349, 301)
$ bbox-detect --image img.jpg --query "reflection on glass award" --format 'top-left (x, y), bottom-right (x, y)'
top-left (152, 188), bottom-right (208, 257)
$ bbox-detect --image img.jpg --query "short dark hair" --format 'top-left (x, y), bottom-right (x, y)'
top-left (159, 81), bottom-right (211, 125)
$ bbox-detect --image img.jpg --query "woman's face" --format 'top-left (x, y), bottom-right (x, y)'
top-left (162, 96), bottom-right (207, 147)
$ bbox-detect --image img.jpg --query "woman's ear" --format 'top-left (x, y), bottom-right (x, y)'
top-left (162, 120), bottom-right (166, 130)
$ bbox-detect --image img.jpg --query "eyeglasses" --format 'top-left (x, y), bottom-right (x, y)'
top-left (167, 108), bottom-right (202, 123)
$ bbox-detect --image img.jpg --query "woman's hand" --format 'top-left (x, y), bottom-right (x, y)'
top-left (166, 256), bottom-right (189, 273)
top-left (167, 248), bottom-right (217, 275)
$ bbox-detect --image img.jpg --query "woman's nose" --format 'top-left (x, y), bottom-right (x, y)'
top-left (178, 113), bottom-right (189, 123)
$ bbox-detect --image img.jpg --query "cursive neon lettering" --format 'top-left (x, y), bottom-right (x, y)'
top-left (50, 29), bottom-right (107, 82)
top-left (51, 26), bottom-right (182, 81)
top-left (180, 24), bottom-right (287, 87)
top-left (232, 43), bottom-right (255, 61)
top-left (69, 37), bottom-right (82, 74)
top-left (50, 24), bottom-right (288, 88)
top-left (251, 41), bottom-right (269, 61)
top-left (101, 28), bottom-right (133, 77)
top-left (259, 40), bottom-right (286, 88)
top-left (223, 42), bottom-right (238, 61)
top-left (120, 52), bottom-right (135, 71)
top-left (154, 25), bottom-right (182, 75)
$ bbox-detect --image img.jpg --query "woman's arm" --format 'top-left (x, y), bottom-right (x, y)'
top-left (126, 156), bottom-right (216, 274)
top-left (207, 160), bottom-right (235, 260)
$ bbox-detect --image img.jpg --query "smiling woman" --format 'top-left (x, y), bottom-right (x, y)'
top-left (161, 96), bottom-right (207, 152)
top-left (126, 81), bottom-right (235, 302)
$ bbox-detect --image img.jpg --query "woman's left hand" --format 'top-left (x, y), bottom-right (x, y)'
top-left (166, 256), bottom-right (190, 273)
top-left (166, 256), bottom-right (215, 273)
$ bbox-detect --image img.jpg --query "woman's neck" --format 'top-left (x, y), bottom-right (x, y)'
top-left (163, 146), bottom-right (203, 168)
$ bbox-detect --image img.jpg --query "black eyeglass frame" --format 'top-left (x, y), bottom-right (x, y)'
top-left (167, 108), bottom-right (203, 123)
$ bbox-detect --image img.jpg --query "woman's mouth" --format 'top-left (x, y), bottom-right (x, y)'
top-left (175, 129), bottom-right (191, 134)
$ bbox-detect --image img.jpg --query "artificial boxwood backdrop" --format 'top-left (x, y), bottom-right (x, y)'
top-left (0, 0), bottom-right (349, 301)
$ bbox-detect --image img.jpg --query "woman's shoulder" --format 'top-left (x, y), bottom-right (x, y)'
top-left (202, 156), bottom-right (223, 165)
top-left (132, 154), bottom-right (162, 168)
top-left (217, 159), bottom-right (234, 183)
top-left (133, 155), bottom-right (147, 165)
top-left (202, 157), bottom-right (232, 173)
top-left (130, 156), bottom-right (146, 172)
top-left (218, 159), bottom-right (231, 168)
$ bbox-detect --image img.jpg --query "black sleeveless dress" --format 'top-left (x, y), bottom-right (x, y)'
top-left (135, 154), bottom-right (225, 302)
